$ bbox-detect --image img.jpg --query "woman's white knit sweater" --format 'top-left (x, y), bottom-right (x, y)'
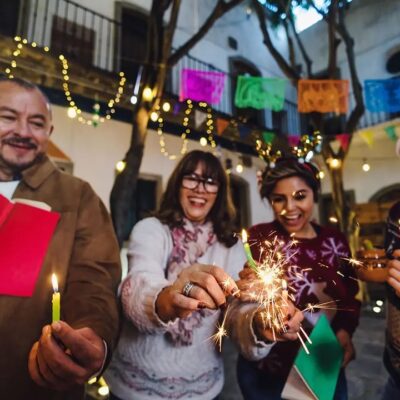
top-left (105, 217), bottom-right (272, 400)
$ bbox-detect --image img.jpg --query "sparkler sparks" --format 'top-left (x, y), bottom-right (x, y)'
top-left (342, 257), bottom-right (364, 268)
top-left (210, 309), bottom-right (228, 352)
top-left (239, 232), bottom-right (311, 354)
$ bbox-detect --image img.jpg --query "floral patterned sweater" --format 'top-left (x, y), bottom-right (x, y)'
top-left (246, 220), bottom-right (361, 377)
top-left (104, 217), bottom-right (272, 400)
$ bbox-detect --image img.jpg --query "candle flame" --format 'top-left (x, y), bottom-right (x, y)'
top-left (241, 229), bottom-right (248, 244)
top-left (52, 273), bottom-right (58, 293)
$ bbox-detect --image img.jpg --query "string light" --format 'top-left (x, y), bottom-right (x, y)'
top-left (59, 55), bottom-right (126, 126)
top-left (157, 99), bottom-right (193, 160)
top-left (150, 111), bottom-right (159, 122)
top-left (5, 36), bottom-right (126, 127)
top-left (5, 36), bottom-right (49, 79)
top-left (162, 101), bottom-right (171, 112)
top-left (142, 87), bottom-right (153, 102)
top-left (236, 163), bottom-right (244, 173)
top-left (328, 157), bottom-right (341, 169)
top-left (115, 160), bottom-right (126, 173)
top-left (362, 159), bottom-right (370, 172)
top-left (67, 107), bottom-right (77, 119)
top-left (199, 137), bottom-right (208, 146)
top-left (199, 102), bottom-right (216, 148)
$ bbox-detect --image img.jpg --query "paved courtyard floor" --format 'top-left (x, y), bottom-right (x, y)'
top-left (220, 308), bottom-right (389, 400)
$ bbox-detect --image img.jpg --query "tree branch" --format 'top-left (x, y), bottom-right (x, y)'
top-left (327, 0), bottom-right (340, 78)
top-left (168, 0), bottom-right (245, 66)
top-left (336, 4), bottom-right (364, 134)
top-left (154, 0), bottom-right (181, 104)
top-left (252, 0), bottom-right (300, 82)
top-left (287, 13), bottom-right (313, 76)
top-left (282, 18), bottom-right (296, 70)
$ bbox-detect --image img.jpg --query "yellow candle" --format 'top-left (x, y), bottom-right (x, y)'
top-left (51, 273), bottom-right (60, 322)
top-left (241, 229), bottom-right (258, 272)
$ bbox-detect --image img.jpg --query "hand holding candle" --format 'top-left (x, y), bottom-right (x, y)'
top-left (51, 273), bottom-right (60, 322)
top-left (241, 229), bottom-right (258, 272)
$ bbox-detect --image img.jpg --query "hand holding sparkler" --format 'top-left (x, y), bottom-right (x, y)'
top-left (387, 249), bottom-right (400, 297)
top-left (253, 302), bottom-right (304, 343)
top-left (156, 263), bottom-right (239, 322)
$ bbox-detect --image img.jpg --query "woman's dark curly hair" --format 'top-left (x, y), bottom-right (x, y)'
top-left (156, 150), bottom-right (237, 247)
top-left (260, 157), bottom-right (321, 202)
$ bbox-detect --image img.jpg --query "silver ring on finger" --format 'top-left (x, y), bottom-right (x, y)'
top-left (182, 281), bottom-right (195, 297)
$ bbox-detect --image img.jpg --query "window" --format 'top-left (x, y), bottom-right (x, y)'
top-left (51, 16), bottom-right (95, 66)
top-left (0, 0), bottom-right (21, 37)
top-left (118, 6), bottom-right (148, 81)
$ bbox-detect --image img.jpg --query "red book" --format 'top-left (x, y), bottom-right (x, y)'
top-left (0, 194), bottom-right (60, 297)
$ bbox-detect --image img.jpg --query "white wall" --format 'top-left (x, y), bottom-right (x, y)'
top-left (293, 0), bottom-right (400, 205)
top-left (50, 104), bottom-right (273, 226)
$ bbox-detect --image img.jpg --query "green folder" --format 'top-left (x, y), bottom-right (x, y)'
top-left (281, 314), bottom-right (343, 400)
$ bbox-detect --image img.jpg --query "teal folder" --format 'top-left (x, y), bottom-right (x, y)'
top-left (282, 314), bottom-right (343, 400)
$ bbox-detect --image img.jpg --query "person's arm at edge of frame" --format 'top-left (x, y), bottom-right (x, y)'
top-left (28, 182), bottom-right (121, 389)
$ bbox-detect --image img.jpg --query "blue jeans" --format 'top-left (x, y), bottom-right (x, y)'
top-left (381, 377), bottom-right (400, 400)
top-left (237, 355), bottom-right (348, 400)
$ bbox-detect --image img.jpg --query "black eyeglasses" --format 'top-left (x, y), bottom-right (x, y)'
top-left (181, 173), bottom-right (220, 194)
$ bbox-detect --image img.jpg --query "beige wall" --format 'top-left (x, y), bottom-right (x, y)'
top-left (50, 104), bottom-right (274, 226)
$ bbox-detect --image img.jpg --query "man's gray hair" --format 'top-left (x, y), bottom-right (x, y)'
top-left (0, 75), bottom-right (52, 117)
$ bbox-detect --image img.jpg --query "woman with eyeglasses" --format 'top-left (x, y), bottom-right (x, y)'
top-left (236, 157), bottom-right (361, 400)
top-left (105, 150), bottom-right (302, 400)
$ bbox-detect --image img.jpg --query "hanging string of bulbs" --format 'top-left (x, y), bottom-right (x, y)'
top-left (4, 36), bottom-right (126, 127)
top-left (59, 55), bottom-right (126, 126)
top-left (154, 99), bottom-right (217, 160)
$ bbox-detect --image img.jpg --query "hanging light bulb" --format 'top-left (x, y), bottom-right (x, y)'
top-left (362, 159), bottom-right (370, 172)
top-left (162, 102), bottom-right (171, 112)
top-left (199, 137), bottom-right (208, 147)
top-left (150, 111), bottom-right (159, 122)
top-left (67, 107), bottom-right (77, 119)
top-left (236, 163), bottom-right (244, 173)
top-left (328, 158), bottom-right (341, 169)
top-left (142, 87), bottom-right (153, 102)
top-left (115, 160), bottom-right (126, 173)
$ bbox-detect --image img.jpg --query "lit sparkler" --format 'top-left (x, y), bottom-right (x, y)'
top-left (238, 232), bottom-right (311, 354)
top-left (210, 309), bottom-right (228, 352)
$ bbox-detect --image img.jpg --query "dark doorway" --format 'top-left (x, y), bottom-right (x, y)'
top-left (118, 6), bottom-right (148, 81)
top-left (0, 1), bottom-right (21, 37)
top-left (51, 16), bottom-right (95, 67)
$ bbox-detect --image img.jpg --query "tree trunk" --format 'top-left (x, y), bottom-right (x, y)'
top-left (110, 107), bottom-right (149, 247)
top-left (327, 164), bottom-right (351, 235)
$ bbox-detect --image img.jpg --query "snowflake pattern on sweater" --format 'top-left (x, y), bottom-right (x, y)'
top-left (247, 220), bottom-right (361, 378)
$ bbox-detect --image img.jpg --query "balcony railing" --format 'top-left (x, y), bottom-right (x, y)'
top-left (18, 0), bottom-right (120, 72)
top-left (7, 0), bottom-right (391, 134)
